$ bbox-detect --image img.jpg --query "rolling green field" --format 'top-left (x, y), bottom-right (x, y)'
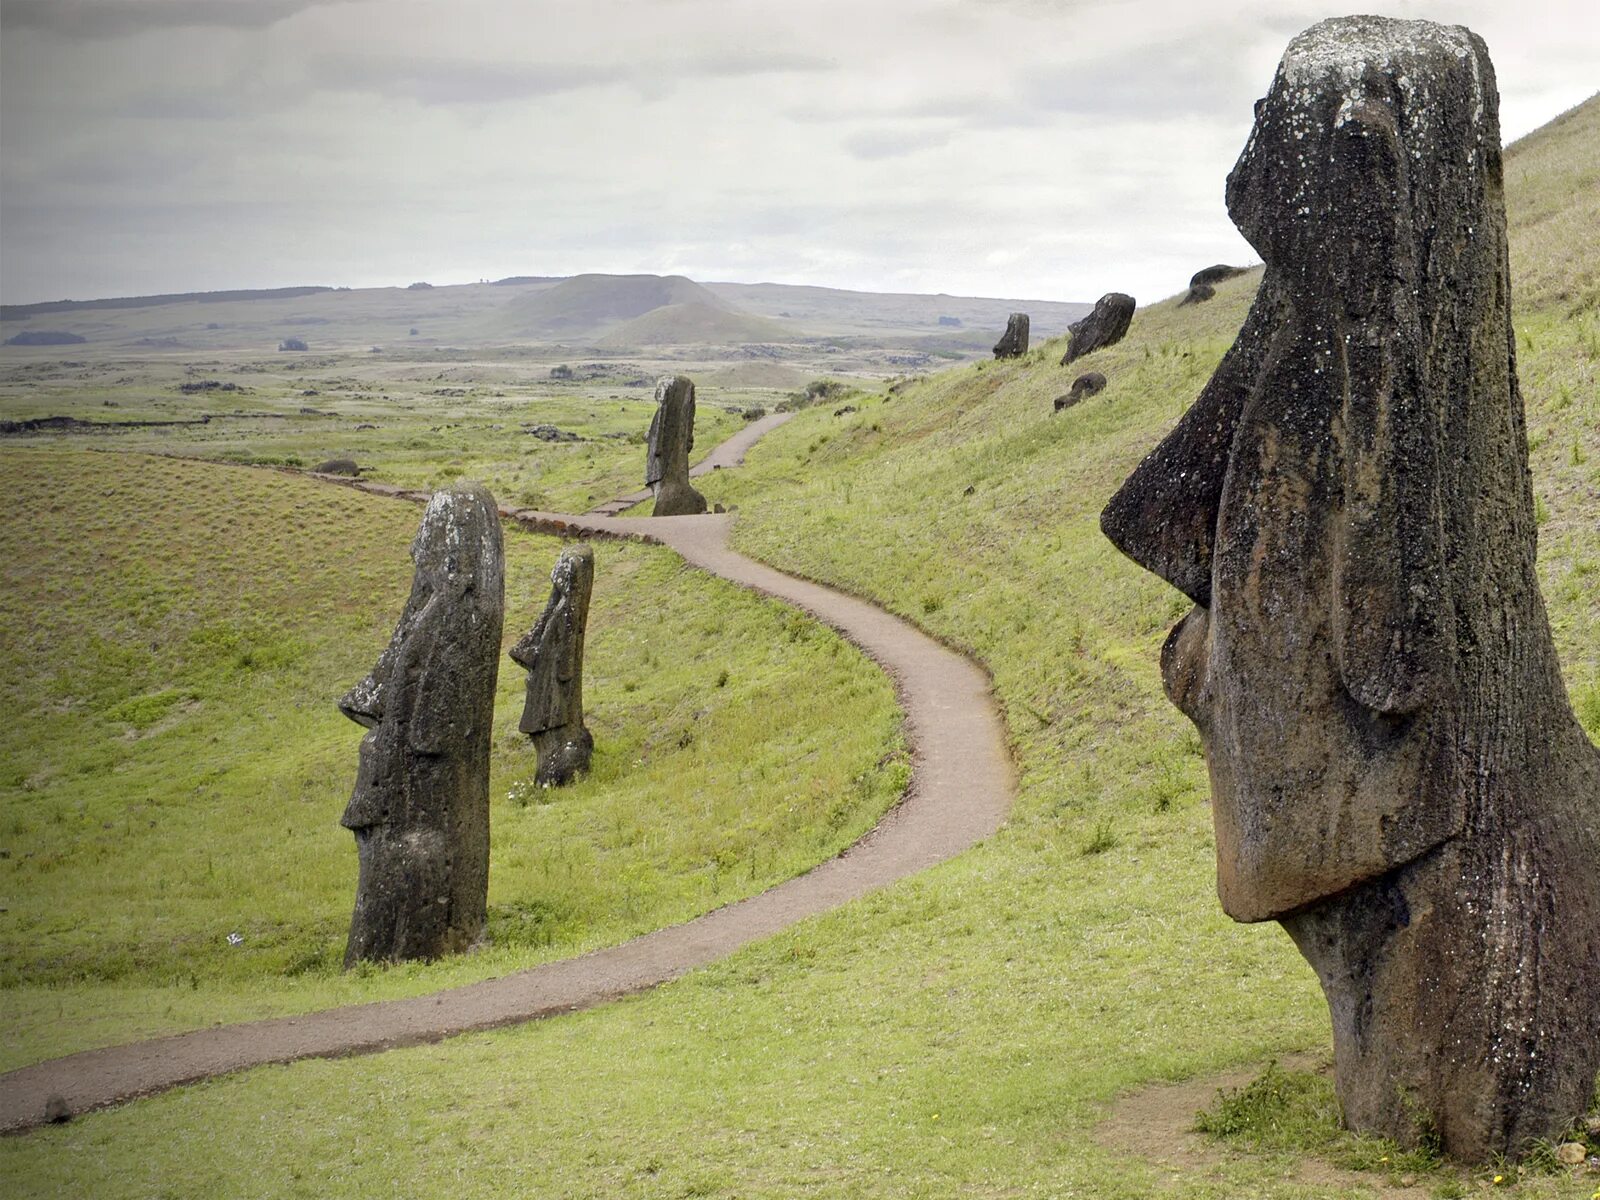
top-left (0, 449), bottom-right (904, 1069)
top-left (3, 99), bottom-right (1598, 1200)
top-left (0, 354), bottom-right (750, 513)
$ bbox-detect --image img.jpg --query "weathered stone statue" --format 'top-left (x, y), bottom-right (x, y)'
top-left (338, 482), bottom-right (505, 966)
top-left (1061, 292), bottom-right (1134, 364)
top-left (510, 544), bottom-right (595, 786)
top-left (992, 312), bottom-right (1029, 359)
top-left (645, 375), bottom-right (707, 516)
top-left (1055, 371), bottom-right (1106, 411)
top-left (1101, 16), bottom-right (1600, 1162)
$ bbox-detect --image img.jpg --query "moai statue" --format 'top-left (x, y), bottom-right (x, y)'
top-left (1101, 17), bottom-right (1600, 1161)
top-left (992, 312), bottom-right (1029, 359)
top-left (338, 482), bottom-right (505, 967)
top-left (1061, 293), bottom-right (1134, 364)
top-left (645, 375), bottom-right (707, 517)
top-left (510, 544), bottom-right (595, 786)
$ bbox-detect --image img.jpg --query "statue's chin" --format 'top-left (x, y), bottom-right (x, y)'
top-left (1159, 605), bottom-right (1211, 725)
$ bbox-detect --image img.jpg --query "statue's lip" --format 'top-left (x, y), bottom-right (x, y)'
top-left (338, 688), bottom-right (382, 728)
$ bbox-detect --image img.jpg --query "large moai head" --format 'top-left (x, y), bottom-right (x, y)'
top-left (338, 483), bottom-right (505, 966)
top-left (645, 375), bottom-right (708, 517)
top-left (1101, 16), bottom-right (1600, 1160)
top-left (510, 543), bottom-right (595, 786)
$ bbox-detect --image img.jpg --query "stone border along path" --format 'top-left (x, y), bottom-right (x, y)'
top-left (0, 412), bottom-right (1017, 1134)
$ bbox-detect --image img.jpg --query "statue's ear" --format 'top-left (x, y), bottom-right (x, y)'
top-left (1101, 288), bottom-right (1277, 606)
top-left (1327, 100), bottom-right (1451, 715)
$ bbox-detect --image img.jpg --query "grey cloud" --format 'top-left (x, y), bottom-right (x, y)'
top-left (313, 56), bottom-right (633, 105)
top-left (0, 0), bottom-right (347, 38)
top-left (1019, 35), bottom-right (1263, 120)
top-left (310, 49), bottom-right (834, 107)
top-left (842, 127), bottom-right (953, 161)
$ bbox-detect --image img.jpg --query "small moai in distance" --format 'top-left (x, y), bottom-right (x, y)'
top-left (510, 544), bottom-right (595, 787)
top-left (1061, 293), bottom-right (1134, 364)
top-left (1178, 266), bottom-right (1249, 307)
top-left (1055, 371), bottom-right (1106, 411)
top-left (992, 312), bottom-right (1029, 359)
top-left (1101, 16), bottom-right (1600, 1161)
top-left (337, 482), bottom-right (505, 967)
top-left (646, 375), bottom-right (708, 517)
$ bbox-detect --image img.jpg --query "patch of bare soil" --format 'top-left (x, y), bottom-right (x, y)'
top-left (1096, 1053), bottom-right (1441, 1198)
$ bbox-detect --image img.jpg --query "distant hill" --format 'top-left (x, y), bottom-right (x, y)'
top-left (596, 301), bottom-right (793, 347)
top-left (0, 270), bottom-right (1094, 356)
top-left (492, 274), bottom-right (739, 339)
top-left (705, 280), bottom-right (1091, 340)
top-left (0, 286), bottom-right (336, 322)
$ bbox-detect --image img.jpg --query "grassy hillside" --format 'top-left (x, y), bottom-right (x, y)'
top-left (5, 102), bottom-right (1597, 1199)
top-left (492, 273), bottom-right (740, 339)
top-left (596, 301), bottom-right (794, 348)
top-left (0, 449), bottom-right (904, 1068)
top-left (1506, 93), bottom-right (1600, 314)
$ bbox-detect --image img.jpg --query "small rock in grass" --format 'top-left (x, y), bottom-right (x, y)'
top-left (44, 1095), bottom-right (71, 1124)
top-left (1555, 1142), bottom-right (1585, 1166)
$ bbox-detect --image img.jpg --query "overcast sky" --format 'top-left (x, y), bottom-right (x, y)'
top-left (2, 0), bottom-right (1595, 306)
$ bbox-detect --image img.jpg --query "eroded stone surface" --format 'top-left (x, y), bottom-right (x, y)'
top-left (1055, 372), bottom-right (1107, 411)
top-left (646, 375), bottom-right (707, 517)
top-left (993, 312), bottom-right (1030, 359)
top-left (510, 544), bottom-right (595, 786)
top-left (1101, 15), bottom-right (1600, 1162)
top-left (1061, 293), bottom-right (1134, 364)
top-left (338, 482), bottom-right (504, 966)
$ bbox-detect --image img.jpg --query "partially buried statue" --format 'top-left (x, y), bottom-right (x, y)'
top-left (646, 375), bottom-right (707, 516)
top-left (338, 482), bottom-right (505, 966)
top-left (510, 544), bottom-right (595, 786)
top-left (1101, 16), bottom-right (1600, 1161)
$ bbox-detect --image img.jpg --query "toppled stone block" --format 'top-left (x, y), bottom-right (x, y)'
top-left (1055, 372), bottom-right (1107, 411)
top-left (1061, 294), bottom-right (1134, 364)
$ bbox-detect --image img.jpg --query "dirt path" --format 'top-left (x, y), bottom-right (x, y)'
top-left (0, 413), bottom-right (1016, 1133)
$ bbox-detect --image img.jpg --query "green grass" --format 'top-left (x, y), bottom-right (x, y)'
top-left (4, 99), bottom-right (1598, 1200)
top-left (0, 355), bottom-right (752, 513)
top-left (0, 448), bottom-right (903, 1068)
top-left (1196, 1062), bottom-right (1600, 1197)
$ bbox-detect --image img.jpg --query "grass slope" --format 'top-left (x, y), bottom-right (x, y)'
top-left (596, 301), bottom-right (794, 348)
top-left (0, 449), bottom-right (904, 1068)
top-left (492, 273), bottom-right (736, 339)
top-left (4, 102), bottom-right (1597, 1200)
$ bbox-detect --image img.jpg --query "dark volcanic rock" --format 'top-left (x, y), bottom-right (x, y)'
top-left (510, 544), bottom-right (595, 787)
top-left (522, 423), bottom-right (580, 442)
top-left (1177, 283), bottom-right (1216, 307)
top-left (992, 312), bottom-right (1029, 359)
top-left (5, 330), bottom-right (86, 346)
top-left (278, 337), bottom-right (309, 352)
top-left (314, 457), bottom-right (360, 476)
top-left (645, 375), bottom-right (707, 517)
top-left (1101, 16), bottom-right (1600, 1162)
top-left (1189, 264), bottom-right (1250, 289)
top-left (337, 483), bottom-right (504, 967)
top-left (1061, 294), bottom-right (1134, 364)
top-left (1054, 372), bottom-right (1106, 411)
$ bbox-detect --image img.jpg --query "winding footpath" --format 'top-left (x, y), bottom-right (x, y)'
top-left (0, 412), bottom-right (1016, 1134)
